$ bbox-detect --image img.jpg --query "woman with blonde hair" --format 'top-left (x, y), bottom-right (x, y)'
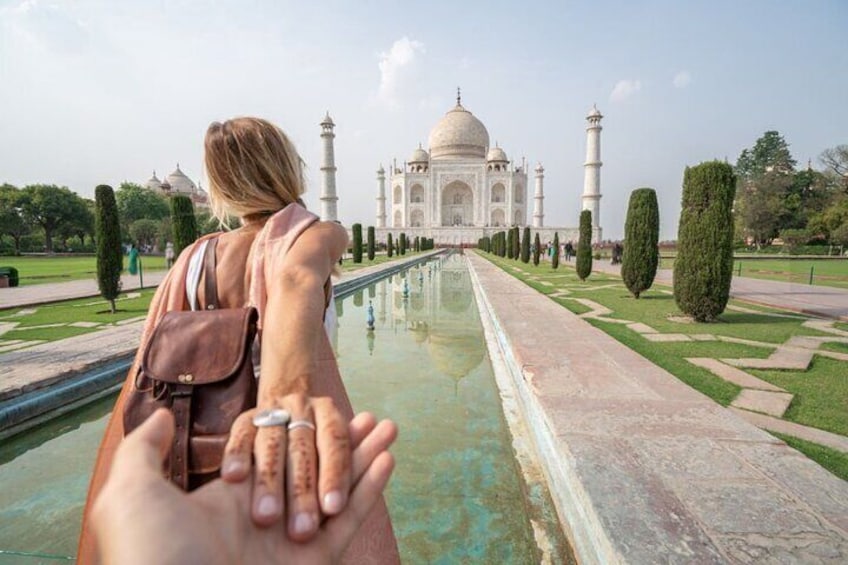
top-left (78, 117), bottom-right (399, 563)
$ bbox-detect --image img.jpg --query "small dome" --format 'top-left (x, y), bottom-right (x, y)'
top-left (377, 164), bottom-right (385, 174)
top-left (320, 112), bottom-right (334, 127)
top-left (427, 99), bottom-right (490, 160)
top-left (486, 145), bottom-right (508, 162)
top-left (165, 165), bottom-right (197, 194)
top-left (409, 144), bottom-right (429, 163)
top-left (588, 104), bottom-right (602, 118)
top-left (145, 171), bottom-right (162, 191)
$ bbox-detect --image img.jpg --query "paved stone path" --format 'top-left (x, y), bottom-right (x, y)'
top-left (468, 253), bottom-right (848, 563)
top-left (0, 271), bottom-right (169, 310)
top-left (592, 261), bottom-right (848, 321)
top-left (519, 265), bottom-right (848, 453)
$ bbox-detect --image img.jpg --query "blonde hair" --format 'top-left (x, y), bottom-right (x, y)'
top-left (204, 117), bottom-right (305, 222)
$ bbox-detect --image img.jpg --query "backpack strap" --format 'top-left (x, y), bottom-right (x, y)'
top-left (202, 237), bottom-right (219, 310)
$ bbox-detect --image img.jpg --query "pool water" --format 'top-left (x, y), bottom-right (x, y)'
top-left (0, 253), bottom-right (572, 563)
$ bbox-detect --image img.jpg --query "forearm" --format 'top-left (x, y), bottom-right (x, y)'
top-left (258, 272), bottom-right (327, 398)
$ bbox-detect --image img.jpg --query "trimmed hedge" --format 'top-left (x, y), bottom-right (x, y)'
top-left (673, 161), bottom-right (736, 321)
top-left (387, 233), bottom-right (394, 257)
top-left (621, 188), bottom-right (660, 298)
top-left (95, 185), bottom-right (123, 313)
top-left (170, 195), bottom-right (198, 257)
top-left (367, 226), bottom-right (375, 261)
top-left (352, 223), bottom-right (363, 263)
top-left (576, 210), bottom-right (592, 280)
top-left (552, 232), bottom-right (560, 269)
top-left (521, 227), bottom-right (531, 263)
top-left (533, 232), bottom-right (541, 266)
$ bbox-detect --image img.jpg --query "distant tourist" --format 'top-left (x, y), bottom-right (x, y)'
top-left (164, 241), bottom-right (175, 269)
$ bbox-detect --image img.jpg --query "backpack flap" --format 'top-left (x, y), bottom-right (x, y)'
top-left (142, 307), bottom-right (258, 385)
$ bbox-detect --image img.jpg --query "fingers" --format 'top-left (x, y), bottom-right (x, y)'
top-left (324, 452), bottom-right (396, 554)
top-left (251, 417), bottom-right (287, 527)
top-left (222, 409), bottom-right (257, 482)
top-left (315, 397), bottom-right (351, 517)
top-left (351, 420), bottom-right (398, 482)
top-left (348, 412), bottom-right (377, 449)
top-left (113, 408), bottom-right (175, 480)
top-left (285, 399), bottom-right (320, 542)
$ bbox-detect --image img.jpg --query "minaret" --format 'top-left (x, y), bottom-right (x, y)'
top-left (319, 112), bottom-right (338, 222)
top-left (533, 163), bottom-right (545, 227)
top-left (581, 104), bottom-right (603, 240)
top-left (376, 164), bottom-right (387, 228)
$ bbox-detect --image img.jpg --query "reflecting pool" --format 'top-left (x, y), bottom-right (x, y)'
top-left (0, 253), bottom-right (571, 563)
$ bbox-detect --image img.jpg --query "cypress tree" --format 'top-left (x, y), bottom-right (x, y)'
top-left (352, 223), bottom-right (363, 263)
top-left (621, 188), bottom-right (660, 298)
top-left (367, 226), bottom-right (376, 261)
top-left (95, 185), bottom-right (123, 314)
top-left (552, 232), bottom-right (560, 269)
top-left (414, 235), bottom-right (420, 252)
top-left (576, 210), bottom-right (593, 281)
top-left (511, 227), bottom-right (520, 259)
top-left (387, 233), bottom-right (394, 257)
top-left (399, 233), bottom-right (406, 255)
top-left (520, 227), bottom-right (531, 263)
top-left (533, 232), bottom-right (541, 266)
top-left (506, 228), bottom-right (515, 259)
top-left (674, 162), bottom-right (736, 321)
top-left (170, 195), bottom-right (198, 257)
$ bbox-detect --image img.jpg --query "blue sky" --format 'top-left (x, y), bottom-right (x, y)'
top-left (1, 0), bottom-right (846, 239)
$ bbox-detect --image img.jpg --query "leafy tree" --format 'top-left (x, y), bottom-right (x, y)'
top-left (57, 194), bottom-right (94, 251)
top-left (674, 161), bottom-right (736, 322)
top-left (520, 227), bottom-right (530, 263)
top-left (20, 184), bottom-right (80, 253)
top-left (367, 226), bottom-right (375, 261)
top-left (352, 223), bottom-right (363, 263)
top-left (830, 222), bottom-right (848, 247)
top-left (116, 182), bottom-right (170, 235)
top-left (735, 131), bottom-right (796, 181)
top-left (130, 219), bottom-right (160, 249)
top-left (621, 188), bottom-right (660, 298)
top-left (533, 232), bottom-right (541, 266)
top-left (551, 232), bottom-right (560, 269)
top-left (95, 185), bottom-right (123, 314)
top-left (735, 171), bottom-right (794, 247)
top-left (820, 145), bottom-right (848, 191)
top-left (387, 233), bottom-right (394, 257)
top-left (0, 184), bottom-right (31, 255)
top-left (576, 210), bottom-right (593, 280)
top-left (779, 228), bottom-right (808, 252)
top-left (170, 195), bottom-right (198, 257)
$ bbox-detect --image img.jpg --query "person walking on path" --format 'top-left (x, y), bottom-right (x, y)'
top-left (165, 241), bottom-right (175, 269)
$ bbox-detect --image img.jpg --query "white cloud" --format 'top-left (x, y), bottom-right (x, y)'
top-left (609, 79), bottom-right (641, 102)
top-left (673, 71), bottom-right (692, 88)
top-left (376, 37), bottom-right (425, 108)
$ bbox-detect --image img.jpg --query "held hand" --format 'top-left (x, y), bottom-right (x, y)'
top-left (93, 408), bottom-right (396, 565)
top-left (221, 393), bottom-right (352, 541)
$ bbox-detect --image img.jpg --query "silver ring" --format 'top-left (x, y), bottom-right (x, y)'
top-left (287, 420), bottom-right (316, 432)
top-left (252, 408), bottom-right (291, 428)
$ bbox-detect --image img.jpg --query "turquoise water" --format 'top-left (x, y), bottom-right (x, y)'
top-left (0, 254), bottom-right (571, 563)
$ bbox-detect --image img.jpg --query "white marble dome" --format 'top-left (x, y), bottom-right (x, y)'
top-left (428, 102), bottom-right (490, 160)
top-left (145, 171), bottom-right (162, 191)
top-left (409, 144), bottom-right (429, 163)
top-left (165, 165), bottom-right (197, 194)
top-left (486, 146), bottom-right (508, 162)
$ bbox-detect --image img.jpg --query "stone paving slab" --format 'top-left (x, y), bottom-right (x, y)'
top-left (0, 323), bottom-right (143, 401)
top-left (729, 407), bottom-right (848, 455)
top-left (467, 253), bottom-right (848, 564)
top-left (686, 358), bottom-right (785, 391)
top-left (731, 389), bottom-right (794, 417)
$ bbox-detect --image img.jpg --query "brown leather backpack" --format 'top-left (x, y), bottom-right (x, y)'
top-left (123, 238), bottom-right (258, 490)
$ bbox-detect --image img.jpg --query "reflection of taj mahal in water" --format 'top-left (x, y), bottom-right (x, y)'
top-left (332, 254), bottom-right (486, 386)
top-left (320, 89), bottom-right (604, 245)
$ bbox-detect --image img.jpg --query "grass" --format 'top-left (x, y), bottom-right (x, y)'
top-left (482, 253), bottom-right (847, 442)
top-left (772, 432), bottom-right (848, 482)
top-left (0, 255), bottom-right (167, 286)
top-left (659, 257), bottom-right (848, 289)
top-left (821, 342), bottom-right (848, 354)
top-left (0, 290), bottom-right (155, 344)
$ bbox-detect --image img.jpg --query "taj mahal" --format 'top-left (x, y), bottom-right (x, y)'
top-left (318, 89), bottom-right (605, 245)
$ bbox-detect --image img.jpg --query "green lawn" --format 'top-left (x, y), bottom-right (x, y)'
top-left (0, 255), bottom-right (167, 286)
top-left (659, 257), bottom-right (848, 289)
top-left (482, 252), bottom-right (848, 480)
top-left (0, 290), bottom-right (155, 344)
